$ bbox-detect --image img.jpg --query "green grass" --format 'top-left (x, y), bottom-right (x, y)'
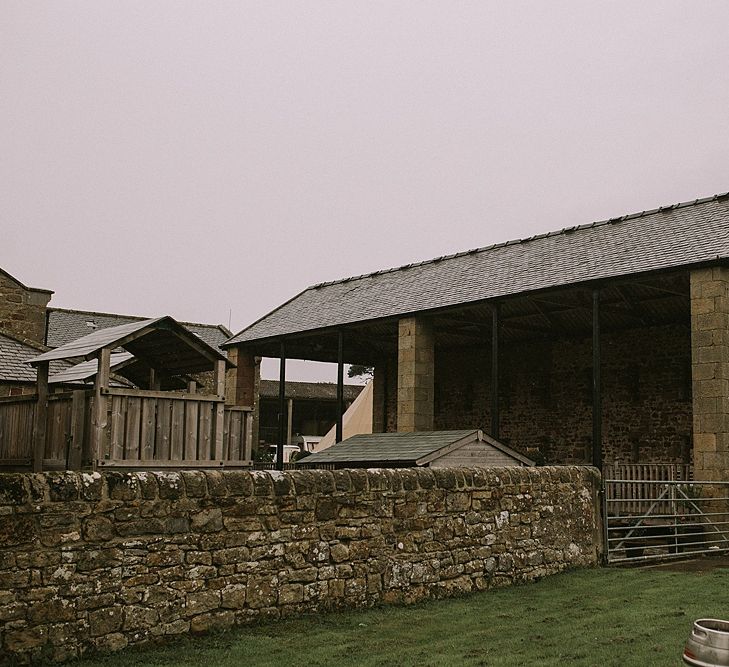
top-left (75, 565), bottom-right (729, 667)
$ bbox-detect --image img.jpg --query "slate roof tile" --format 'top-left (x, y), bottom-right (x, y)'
top-left (0, 331), bottom-right (69, 383)
top-left (226, 193), bottom-right (729, 345)
top-left (47, 308), bottom-right (231, 351)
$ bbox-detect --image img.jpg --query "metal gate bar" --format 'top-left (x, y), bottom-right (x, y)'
top-left (605, 478), bottom-right (729, 564)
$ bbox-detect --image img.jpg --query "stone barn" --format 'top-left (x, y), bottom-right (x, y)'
top-left (223, 192), bottom-right (729, 480)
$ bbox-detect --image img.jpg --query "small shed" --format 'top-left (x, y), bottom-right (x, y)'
top-left (302, 429), bottom-right (534, 469)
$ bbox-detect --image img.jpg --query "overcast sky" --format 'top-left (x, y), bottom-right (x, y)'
top-left (3, 1), bottom-right (729, 382)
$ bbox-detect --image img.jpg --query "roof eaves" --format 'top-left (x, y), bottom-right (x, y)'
top-left (223, 287), bottom-right (311, 348)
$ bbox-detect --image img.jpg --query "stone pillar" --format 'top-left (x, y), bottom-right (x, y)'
top-left (225, 347), bottom-right (261, 450)
top-left (397, 317), bottom-right (434, 432)
top-left (372, 361), bottom-right (387, 433)
top-left (691, 267), bottom-right (729, 481)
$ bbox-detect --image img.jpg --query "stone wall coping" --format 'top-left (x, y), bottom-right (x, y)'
top-left (0, 465), bottom-right (600, 507)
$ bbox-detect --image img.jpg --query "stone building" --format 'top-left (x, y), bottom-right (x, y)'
top-left (223, 192), bottom-right (729, 480)
top-left (0, 268), bottom-right (53, 346)
top-left (258, 380), bottom-right (363, 447)
top-left (0, 269), bottom-right (233, 398)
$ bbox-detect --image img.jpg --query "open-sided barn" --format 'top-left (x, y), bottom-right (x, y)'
top-left (224, 192), bottom-right (729, 481)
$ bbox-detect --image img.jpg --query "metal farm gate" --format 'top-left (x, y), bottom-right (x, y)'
top-left (604, 465), bottom-right (729, 564)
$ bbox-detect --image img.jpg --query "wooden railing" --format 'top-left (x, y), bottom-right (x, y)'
top-left (0, 389), bottom-right (253, 470)
top-left (604, 462), bottom-right (693, 516)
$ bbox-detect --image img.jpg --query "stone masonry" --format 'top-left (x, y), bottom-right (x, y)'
top-left (691, 267), bottom-right (729, 481)
top-left (0, 271), bottom-right (52, 346)
top-left (375, 322), bottom-right (692, 465)
top-left (225, 347), bottom-right (260, 448)
top-left (397, 317), bottom-right (434, 432)
top-left (0, 466), bottom-right (600, 663)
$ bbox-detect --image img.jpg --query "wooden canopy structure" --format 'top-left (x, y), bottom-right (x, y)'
top-left (0, 316), bottom-right (253, 472)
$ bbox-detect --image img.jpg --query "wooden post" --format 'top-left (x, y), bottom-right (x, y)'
top-left (186, 380), bottom-right (197, 393)
top-left (212, 359), bottom-right (226, 460)
top-left (592, 288), bottom-right (602, 469)
top-left (67, 389), bottom-right (86, 470)
top-left (336, 331), bottom-right (344, 443)
top-left (244, 411), bottom-right (253, 463)
top-left (287, 398), bottom-right (294, 445)
top-left (491, 304), bottom-right (500, 440)
top-left (277, 341), bottom-right (286, 471)
top-left (32, 361), bottom-right (49, 472)
top-left (149, 368), bottom-right (161, 391)
top-left (90, 348), bottom-right (111, 467)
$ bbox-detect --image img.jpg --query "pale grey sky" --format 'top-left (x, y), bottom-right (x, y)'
top-left (3, 1), bottom-right (729, 382)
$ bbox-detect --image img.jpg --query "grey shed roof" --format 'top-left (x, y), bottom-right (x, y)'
top-left (226, 193), bottom-right (729, 346)
top-left (304, 429), bottom-right (534, 466)
top-left (28, 316), bottom-right (231, 374)
top-left (47, 308), bottom-right (231, 351)
top-left (48, 352), bottom-right (134, 385)
top-left (0, 331), bottom-right (69, 383)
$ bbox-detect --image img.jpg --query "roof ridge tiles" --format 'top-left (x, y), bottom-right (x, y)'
top-left (48, 307), bottom-right (227, 332)
top-left (306, 190), bottom-right (729, 290)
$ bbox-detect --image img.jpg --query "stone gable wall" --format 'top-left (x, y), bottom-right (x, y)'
top-left (0, 466), bottom-right (600, 663)
top-left (0, 273), bottom-right (51, 346)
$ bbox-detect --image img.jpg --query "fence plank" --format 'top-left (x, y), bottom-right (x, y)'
top-left (244, 412), bottom-right (253, 463)
top-left (184, 401), bottom-right (199, 460)
top-left (198, 404), bottom-right (212, 459)
top-left (170, 400), bottom-right (184, 461)
top-left (156, 399), bottom-right (171, 460)
top-left (230, 411), bottom-right (242, 460)
top-left (110, 396), bottom-right (125, 461)
top-left (125, 397), bottom-right (141, 461)
top-left (68, 391), bottom-right (85, 470)
top-left (140, 398), bottom-right (156, 461)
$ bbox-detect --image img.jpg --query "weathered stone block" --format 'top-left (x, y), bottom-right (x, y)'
top-left (191, 508), bottom-right (223, 533)
top-left (0, 474), bottom-right (28, 504)
top-left (82, 515), bottom-right (115, 542)
top-left (89, 607), bottom-right (124, 636)
top-left (0, 514), bottom-right (35, 546)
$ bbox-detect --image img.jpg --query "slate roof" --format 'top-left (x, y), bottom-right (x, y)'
top-left (0, 331), bottom-right (68, 383)
top-left (304, 430), bottom-right (480, 464)
top-left (47, 308), bottom-right (231, 351)
top-left (29, 316), bottom-right (230, 370)
top-left (259, 380), bottom-right (364, 401)
top-left (227, 193), bottom-right (729, 345)
top-left (304, 429), bottom-right (535, 466)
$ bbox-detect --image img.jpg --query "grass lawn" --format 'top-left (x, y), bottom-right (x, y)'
top-left (75, 564), bottom-right (729, 667)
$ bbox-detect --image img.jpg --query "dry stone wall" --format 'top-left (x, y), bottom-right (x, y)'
top-left (0, 466), bottom-right (601, 663)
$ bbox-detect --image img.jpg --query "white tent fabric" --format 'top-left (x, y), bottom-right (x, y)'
top-left (313, 380), bottom-right (373, 453)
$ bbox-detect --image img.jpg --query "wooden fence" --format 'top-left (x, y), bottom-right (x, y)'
top-left (0, 389), bottom-right (253, 470)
